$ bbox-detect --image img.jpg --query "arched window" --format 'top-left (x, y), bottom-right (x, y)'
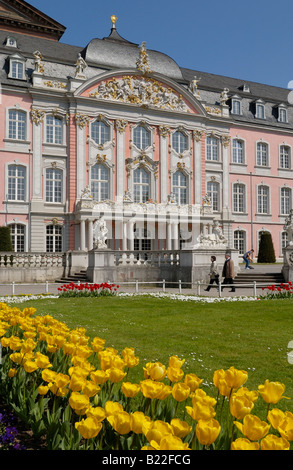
top-left (91, 164), bottom-right (109, 201)
top-left (133, 125), bottom-right (151, 149)
top-left (91, 120), bottom-right (110, 145)
top-left (46, 225), bottom-right (63, 252)
top-left (9, 224), bottom-right (25, 252)
top-left (172, 131), bottom-right (188, 154)
top-left (173, 171), bottom-right (187, 205)
top-left (46, 115), bottom-right (63, 144)
top-left (8, 109), bottom-right (26, 140)
top-left (8, 164), bottom-right (26, 201)
top-left (133, 167), bottom-right (150, 203)
top-left (46, 168), bottom-right (63, 203)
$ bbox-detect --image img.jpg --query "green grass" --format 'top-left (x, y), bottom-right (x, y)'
top-left (18, 295), bottom-right (293, 412)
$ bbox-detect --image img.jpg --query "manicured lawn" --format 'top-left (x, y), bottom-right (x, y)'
top-left (21, 295), bottom-right (293, 412)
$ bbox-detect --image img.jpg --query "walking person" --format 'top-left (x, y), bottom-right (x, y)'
top-left (221, 252), bottom-right (235, 292)
top-left (204, 256), bottom-right (219, 291)
top-left (243, 249), bottom-right (254, 269)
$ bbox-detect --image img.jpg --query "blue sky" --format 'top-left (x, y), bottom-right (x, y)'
top-left (30, 0), bottom-right (293, 89)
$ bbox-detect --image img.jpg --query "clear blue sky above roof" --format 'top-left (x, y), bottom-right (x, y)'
top-left (28, 0), bottom-right (293, 89)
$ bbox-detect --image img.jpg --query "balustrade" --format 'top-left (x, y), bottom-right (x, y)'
top-left (0, 252), bottom-right (65, 268)
top-left (114, 250), bottom-right (180, 267)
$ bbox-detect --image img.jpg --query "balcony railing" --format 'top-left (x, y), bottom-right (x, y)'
top-left (0, 252), bottom-right (65, 268)
top-left (114, 250), bottom-right (180, 267)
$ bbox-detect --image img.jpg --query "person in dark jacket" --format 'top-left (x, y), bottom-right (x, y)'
top-left (221, 252), bottom-right (235, 292)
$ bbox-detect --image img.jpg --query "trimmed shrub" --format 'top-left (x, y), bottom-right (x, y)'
top-left (257, 231), bottom-right (276, 263)
top-left (0, 226), bottom-right (13, 252)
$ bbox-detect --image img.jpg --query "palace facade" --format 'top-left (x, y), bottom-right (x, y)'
top-left (0, 0), bottom-right (292, 263)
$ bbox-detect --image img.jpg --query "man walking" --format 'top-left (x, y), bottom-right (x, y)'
top-left (221, 252), bottom-right (235, 292)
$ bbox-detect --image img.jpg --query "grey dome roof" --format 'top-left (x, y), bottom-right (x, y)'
top-left (82, 27), bottom-right (183, 80)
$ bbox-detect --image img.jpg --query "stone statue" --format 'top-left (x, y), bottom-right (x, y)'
top-left (189, 76), bottom-right (201, 99)
top-left (75, 53), bottom-right (87, 79)
top-left (220, 88), bottom-right (229, 106)
top-left (194, 220), bottom-right (227, 248)
top-left (93, 216), bottom-right (108, 249)
top-left (33, 51), bottom-right (44, 74)
top-left (284, 209), bottom-right (293, 246)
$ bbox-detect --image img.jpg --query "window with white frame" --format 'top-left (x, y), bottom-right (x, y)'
top-left (8, 109), bottom-right (26, 140)
top-left (207, 181), bottom-right (219, 211)
top-left (133, 167), bottom-right (150, 203)
top-left (8, 165), bottom-right (26, 201)
top-left (46, 225), bottom-right (63, 252)
top-left (45, 168), bottom-right (63, 203)
top-left (173, 171), bottom-right (187, 205)
top-left (172, 131), bottom-right (188, 154)
top-left (206, 136), bottom-right (219, 161)
top-left (9, 59), bottom-right (25, 80)
top-left (91, 119), bottom-right (110, 145)
top-left (257, 185), bottom-right (269, 214)
top-left (9, 224), bottom-right (25, 252)
top-left (232, 99), bottom-right (242, 115)
top-left (282, 231), bottom-right (288, 252)
top-left (91, 164), bottom-right (109, 201)
top-left (234, 230), bottom-right (246, 254)
top-left (280, 145), bottom-right (291, 169)
top-left (281, 187), bottom-right (292, 215)
top-left (256, 142), bottom-right (269, 166)
top-left (133, 125), bottom-right (151, 149)
top-left (232, 139), bottom-right (244, 164)
top-left (278, 107), bottom-right (288, 123)
top-left (46, 115), bottom-right (63, 144)
top-left (256, 102), bottom-right (265, 119)
top-left (233, 183), bottom-right (245, 213)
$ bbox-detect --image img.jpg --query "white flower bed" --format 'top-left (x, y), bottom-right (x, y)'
top-left (0, 292), bottom-right (259, 304)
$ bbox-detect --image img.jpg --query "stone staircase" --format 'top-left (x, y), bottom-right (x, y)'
top-left (55, 270), bottom-right (89, 284)
top-left (234, 269), bottom-right (285, 288)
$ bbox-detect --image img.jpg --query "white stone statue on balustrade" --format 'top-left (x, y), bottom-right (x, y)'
top-left (93, 216), bottom-right (108, 249)
top-left (284, 209), bottom-right (293, 246)
top-left (194, 220), bottom-right (227, 248)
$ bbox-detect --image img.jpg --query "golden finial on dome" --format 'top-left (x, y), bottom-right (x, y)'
top-left (111, 15), bottom-right (118, 29)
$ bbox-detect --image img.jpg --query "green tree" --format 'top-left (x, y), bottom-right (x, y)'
top-left (0, 226), bottom-right (13, 251)
top-left (257, 231), bottom-right (276, 263)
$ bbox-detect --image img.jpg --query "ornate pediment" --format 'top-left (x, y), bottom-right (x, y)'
top-left (88, 75), bottom-right (192, 113)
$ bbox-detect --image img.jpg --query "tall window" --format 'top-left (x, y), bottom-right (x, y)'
top-left (207, 181), bottom-right (219, 211)
top-left (281, 187), bottom-right (291, 215)
top-left (8, 165), bottom-right (26, 201)
top-left (279, 108), bottom-right (287, 123)
top-left (11, 61), bottom-right (24, 79)
top-left (257, 185), bottom-right (269, 214)
top-left (232, 139), bottom-right (244, 164)
top-left (256, 142), bottom-right (269, 166)
top-left (10, 224), bottom-right (25, 252)
top-left (46, 168), bottom-right (63, 203)
top-left (173, 171), bottom-right (187, 205)
top-left (134, 228), bottom-right (151, 251)
top-left (234, 230), bottom-right (246, 255)
top-left (8, 109), bottom-right (26, 140)
top-left (280, 145), bottom-right (291, 169)
top-left (46, 115), bottom-right (63, 144)
top-left (133, 125), bottom-right (151, 149)
top-left (206, 136), bottom-right (219, 161)
top-left (256, 103), bottom-right (265, 119)
top-left (232, 99), bottom-right (241, 115)
top-left (133, 167), bottom-right (150, 203)
top-left (46, 225), bottom-right (63, 252)
top-left (91, 164), bottom-right (109, 201)
top-left (233, 183), bottom-right (245, 213)
top-left (172, 131), bottom-right (188, 154)
top-left (91, 120), bottom-right (110, 145)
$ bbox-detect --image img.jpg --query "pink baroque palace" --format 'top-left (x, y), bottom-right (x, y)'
top-left (0, 1), bottom-right (292, 280)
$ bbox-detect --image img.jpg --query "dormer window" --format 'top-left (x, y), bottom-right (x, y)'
top-left (255, 100), bottom-right (265, 119)
top-left (278, 104), bottom-right (288, 123)
top-left (8, 53), bottom-right (26, 80)
top-left (231, 96), bottom-right (242, 115)
top-left (242, 83), bottom-right (250, 93)
top-left (5, 36), bottom-right (17, 48)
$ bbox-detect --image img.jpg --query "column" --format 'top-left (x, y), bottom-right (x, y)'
top-left (122, 221), bottom-right (127, 251)
top-left (31, 115), bottom-right (43, 200)
top-left (128, 221), bottom-right (134, 251)
top-left (159, 126), bottom-right (170, 203)
top-left (76, 119), bottom-right (87, 198)
top-left (221, 135), bottom-right (230, 211)
top-left (115, 120), bottom-right (127, 202)
top-left (80, 220), bottom-right (86, 251)
top-left (167, 222), bottom-right (172, 250)
top-left (88, 219), bottom-right (93, 251)
top-left (193, 130), bottom-right (204, 205)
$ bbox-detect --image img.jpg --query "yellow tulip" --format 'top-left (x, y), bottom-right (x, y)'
top-left (75, 417), bottom-right (102, 440)
top-left (35, 353), bottom-right (52, 369)
top-left (267, 408), bottom-right (286, 429)
top-left (140, 379), bottom-right (167, 399)
top-left (62, 342), bottom-right (76, 356)
top-left (42, 368), bottom-right (57, 383)
top-left (90, 369), bottom-right (110, 385)
top-left (104, 401), bottom-right (124, 416)
top-left (168, 355), bottom-right (185, 369)
top-left (82, 380), bottom-right (100, 397)
top-left (108, 367), bottom-right (127, 383)
top-left (8, 336), bottom-right (22, 350)
top-left (86, 406), bottom-right (106, 422)
top-left (8, 368), bottom-right (17, 378)
top-left (130, 411), bottom-right (151, 434)
top-left (166, 367), bottom-right (184, 383)
top-left (184, 373), bottom-right (203, 392)
top-left (230, 394), bottom-right (254, 420)
top-left (38, 385), bottom-right (49, 395)
top-left (107, 411), bottom-right (132, 435)
top-left (231, 438), bottom-right (259, 450)
top-left (23, 359), bottom-right (38, 373)
top-left (122, 347), bottom-right (139, 368)
top-left (260, 434), bottom-right (290, 450)
top-left (69, 373), bottom-right (86, 392)
top-left (196, 418), bottom-right (221, 446)
top-left (156, 384), bottom-right (173, 400)
top-left (213, 369), bottom-right (231, 397)
top-left (121, 382), bottom-right (141, 398)
top-left (224, 366), bottom-right (248, 390)
top-left (171, 418), bottom-right (192, 438)
top-left (150, 435), bottom-right (190, 450)
top-left (142, 420), bottom-right (174, 445)
top-left (69, 392), bottom-right (90, 415)
top-left (91, 336), bottom-right (106, 352)
top-left (98, 350), bottom-right (115, 370)
top-left (54, 373), bottom-right (70, 389)
top-left (143, 362), bottom-right (166, 381)
top-left (235, 414), bottom-right (270, 441)
top-left (172, 382), bottom-right (190, 402)
top-left (258, 379), bottom-right (289, 404)
top-left (277, 411), bottom-right (293, 441)
top-left (186, 402), bottom-right (216, 421)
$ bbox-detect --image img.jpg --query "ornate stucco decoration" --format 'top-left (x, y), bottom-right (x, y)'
top-left (90, 76), bottom-right (190, 113)
top-left (221, 135), bottom-right (231, 148)
top-left (115, 119), bottom-right (128, 133)
top-left (75, 113), bottom-right (90, 129)
top-left (31, 109), bottom-right (45, 125)
top-left (44, 80), bottom-right (67, 89)
top-left (136, 42), bottom-right (152, 74)
top-left (192, 129), bottom-right (205, 142)
top-left (203, 105), bottom-right (221, 115)
top-left (158, 126), bottom-right (171, 138)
